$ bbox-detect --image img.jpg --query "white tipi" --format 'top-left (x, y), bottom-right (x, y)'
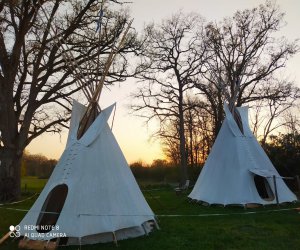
top-left (16, 3), bottom-right (157, 247)
top-left (189, 104), bottom-right (297, 206)
top-left (18, 101), bottom-right (157, 246)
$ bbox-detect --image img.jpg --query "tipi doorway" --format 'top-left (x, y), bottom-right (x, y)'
top-left (36, 184), bottom-right (68, 233)
top-left (253, 175), bottom-right (275, 201)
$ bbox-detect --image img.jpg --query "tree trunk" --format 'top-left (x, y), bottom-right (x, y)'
top-left (189, 129), bottom-right (194, 167)
top-left (178, 89), bottom-right (188, 186)
top-left (215, 94), bottom-right (224, 138)
top-left (0, 147), bottom-right (22, 202)
top-left (195, 149), bottom-right (198, 167)
top-left (188, 109), bottom-right (194, 168)
top-left (179, 122), bottom-right (188, 185)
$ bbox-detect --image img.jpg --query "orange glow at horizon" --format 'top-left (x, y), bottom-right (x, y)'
top-left (26, 82), bottom-right (165, 164)
top-left (26, 129), bottom-right (164, 164)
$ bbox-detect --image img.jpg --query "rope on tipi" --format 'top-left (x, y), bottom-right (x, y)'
top-left (111, 103), bottom-right (117, 130)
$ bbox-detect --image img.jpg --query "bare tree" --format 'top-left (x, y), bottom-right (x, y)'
top-left (132, 12), bottom-right (207, 185)
top-left (184, 96), bottom-right (213, 166)
top-left (161, 97), bottom-right (213, 167)
top-left (0, 0), bottom-right (138, 201)
top-left (195, 1), bottom-right (298, 138)
top-left (250, 79), bottom-right (300, 145)
top-left (284, 110), bottom-right (300, 136)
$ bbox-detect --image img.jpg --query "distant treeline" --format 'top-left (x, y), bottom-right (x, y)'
top-left (21, 153), bottom-right (201, 183)
top-left (22, 131), bottom-right (300, 192)
top-left (21, 152), bottom-right (57, 179)
top-left (130, 159), bottom-right (202, 185)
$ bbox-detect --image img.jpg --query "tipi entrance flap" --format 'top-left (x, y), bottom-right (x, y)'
top-left (224, 103), bottom-right (243, 137)
top-left (80, 103), bottom-right (115, 147)
top-left (249, 169), bottom-right (282, 178)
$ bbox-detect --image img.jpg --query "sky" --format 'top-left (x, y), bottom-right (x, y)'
top-left (27, 0), bottom-right (300, 164)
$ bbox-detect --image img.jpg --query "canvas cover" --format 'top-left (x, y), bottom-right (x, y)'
top-left (189, 104), bottom-right (297, 205)
top-left (19, 101), bottom-right (156, 244)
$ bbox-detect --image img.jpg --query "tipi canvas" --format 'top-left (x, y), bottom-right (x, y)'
top-left (18, 101), bottom-right (157, 246)
top-left (189, 104), bottom-right (297, 206)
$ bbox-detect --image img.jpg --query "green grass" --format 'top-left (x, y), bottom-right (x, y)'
top-left (0, 177), bottom-right (300, 249)
top-left (21, 176), bottom-right (48, 193)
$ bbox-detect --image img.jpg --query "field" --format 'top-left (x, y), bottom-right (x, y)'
top-left (0, 177), bottom-right (300, 250)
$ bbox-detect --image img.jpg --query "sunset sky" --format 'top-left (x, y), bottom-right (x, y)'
top-left (27, 0), bottom-right (300, 164)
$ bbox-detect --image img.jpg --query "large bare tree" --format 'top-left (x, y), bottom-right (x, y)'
top-left (0, 0), bottom-right (138, 201)
top-left (132, 12), bottom-right (207, 185)
top-left (195, 1), bottom-right (299, 137)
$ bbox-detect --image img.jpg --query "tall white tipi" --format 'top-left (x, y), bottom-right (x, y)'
top-left (18, 101), bottom-right (157, 246)
top-left (189, 104), bottom-right (297, 206)
top-left (16, 3), bottom-right (157, 247)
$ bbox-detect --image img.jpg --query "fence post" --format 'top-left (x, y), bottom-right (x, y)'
top-left (273, 175), bottom-right (279, 206)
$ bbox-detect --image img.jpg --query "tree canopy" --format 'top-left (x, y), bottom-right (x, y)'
top-left (0, 0), bottom-right (138, 200)
top-left (132, 2), bottom-right (299, 172)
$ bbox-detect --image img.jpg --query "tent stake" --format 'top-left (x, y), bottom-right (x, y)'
top-left (0, 231), bottom-right (10, 245)
top-left (273, 175), bottom-right (279, 206)
top-left (142, 224), bottom-right (148, 236)
top-left (112, 232), bottom-right (118, 247)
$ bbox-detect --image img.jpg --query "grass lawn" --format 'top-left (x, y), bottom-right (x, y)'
top-left (0, 177), bottom-right (299, 249)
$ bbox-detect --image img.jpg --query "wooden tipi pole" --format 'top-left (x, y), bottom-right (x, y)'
top-left (76, 19), bottom-right (133, 139)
